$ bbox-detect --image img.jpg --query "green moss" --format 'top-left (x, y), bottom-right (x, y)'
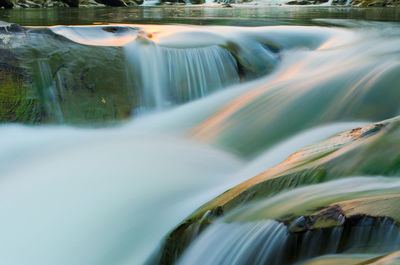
top-left (0, 68), bottom-right (42, 123)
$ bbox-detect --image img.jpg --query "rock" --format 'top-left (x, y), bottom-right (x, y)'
top-left (61, 0), bottom-right (79, 7)
top-left (79, 0), bottom-right (105, 6)
top-left (94, 0), bottom-right (126, 6)
top-left (0, 48), bottom-right (42, 123)
top-left (361, 250), bottom-right (400, 265)
top-left (286, 0), bottom-right (313, 4)
top-left (158, 116), bottom-right (400, 264)
top-left (0, 0), bottom-right (13, 8)
top-left (0, 21), bottom-right (24, 33)
top-left (0, 23), bottom-right (141, 124)
top-left (301, 254), bottom-right (379, 265)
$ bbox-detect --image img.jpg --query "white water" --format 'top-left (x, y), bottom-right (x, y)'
top-left (236, 122), bottom-right (366, 180)
top-left (178, 178), bottom-right (400, 265)
top-left (141, 0), bottom-right (160, 6)
top-left (191, 24), bottom-right (400, 156)
top-left (124, 42), bottom-right (239, 110)
top-left (178, 216), bottom-right (400, 265)
top-left (0, 125), bottom-right (244, 265)
top-left (178, 220), bottom-right (289, 265)
top-left (49, 25), bottom-right (138, 46)
top-left (0, 118), bottom-right (371, 265)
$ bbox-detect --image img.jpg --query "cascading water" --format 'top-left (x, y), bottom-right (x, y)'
top-left (178, 220), bottom-right (289, 265)
top-left (178, 218), bottom-right (400, 265)
top-left (35, 59), bottom-right (64, 122)
top-left (177, 178), bottom-right (400, 265)
top-left (124, 40), bottom-right (239, 110)
top-left (191, 23), bottom-right (400, 156)
top-left (1, 16), bottom-right (400, 265)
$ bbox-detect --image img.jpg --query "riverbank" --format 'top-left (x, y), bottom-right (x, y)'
top-left (1, 0), bottom-right (400, 9)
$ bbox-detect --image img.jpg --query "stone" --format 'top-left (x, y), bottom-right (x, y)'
top-left (158, 116), bottom-right (400, 264)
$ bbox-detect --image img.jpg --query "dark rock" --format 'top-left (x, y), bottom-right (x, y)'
top-left (61, 0), bottom-right (79, 7)
top-left (0, 22), bottom-right (25, 33)
top-left (0, 0), bottom-right (13, 8)
top-left (95, 0), bottom-right (127, 6)
top-left (286, 0), bottom-right (312, 4)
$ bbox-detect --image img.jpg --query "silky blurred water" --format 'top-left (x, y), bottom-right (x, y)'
top-left (1, 9), bottom-right (400, 265)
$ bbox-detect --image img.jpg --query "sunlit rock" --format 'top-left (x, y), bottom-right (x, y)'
top-left (158, 116), bottom-right (400, 264)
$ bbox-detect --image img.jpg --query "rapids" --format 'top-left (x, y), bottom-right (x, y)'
top-left (1, 13), bottom-right (400, 265)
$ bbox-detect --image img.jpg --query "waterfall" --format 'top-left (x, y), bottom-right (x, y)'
top-left (3, 20), bottom-right (400, 265)
top-left (178, 217), bottom-right (400, 265)
top-left (125, 41), bottom-right (239, 111)
top-left (191, 24), bottom-right (400, 157)
top-left (35, 59), bottom-right (64, 123)
top-left (141, 0), bottom-right (161, 6)
top-left (178, 220), bottom-right (289, 265)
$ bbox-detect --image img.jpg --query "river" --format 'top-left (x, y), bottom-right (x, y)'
top-left (0, 6), bottom-right (400, 265)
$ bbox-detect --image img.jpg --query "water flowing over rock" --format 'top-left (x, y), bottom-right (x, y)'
top-left (158, 116), bottom-right (400, 264)
top-left (178, 216), bottom-right (400, 265)
top-left (191, 25), bottom-right (400, 156)
top-left (2, 17), bottom-right (400, 265)
top-left (124, 41), bottom-right (240, 110)
top-left (1, 23), bottom-right (313, 123)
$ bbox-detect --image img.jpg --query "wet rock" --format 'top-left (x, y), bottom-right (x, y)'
top-left (0, 21), bottom-right (24, 33)
top-left (286, 0), bottom-right (313, 4)
top-left (0, 22), bottom-right (141, 124)
top-left (361, 250), bottom-right (400, 265)
top-left (289, 205), bottom-right (346, 232)
top-left (158, 116), bottom-right (400, 264)
top-left (0, 48), bottom-right (42, 123)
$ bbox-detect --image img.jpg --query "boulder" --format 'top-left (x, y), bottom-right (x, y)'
top-left (0, 23), bottom-right (141, 124)
top-left (158, 116), bottom-right (400, 264)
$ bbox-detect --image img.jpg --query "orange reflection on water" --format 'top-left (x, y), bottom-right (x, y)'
top-left (190, 59), bottom-right (310, 142)
top-left (191, 86), bottom-right (269, 142)
top-left (134, 24), bottom-right (189, 43)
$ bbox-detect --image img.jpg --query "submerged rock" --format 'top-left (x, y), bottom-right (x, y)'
top-left (157, 116), bottom-right (400, 264)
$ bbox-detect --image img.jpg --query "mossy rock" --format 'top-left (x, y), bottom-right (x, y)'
top-left (0, 25), bottom-right (140, 124)
top-left (0, 47), bottom-right (43, 123)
